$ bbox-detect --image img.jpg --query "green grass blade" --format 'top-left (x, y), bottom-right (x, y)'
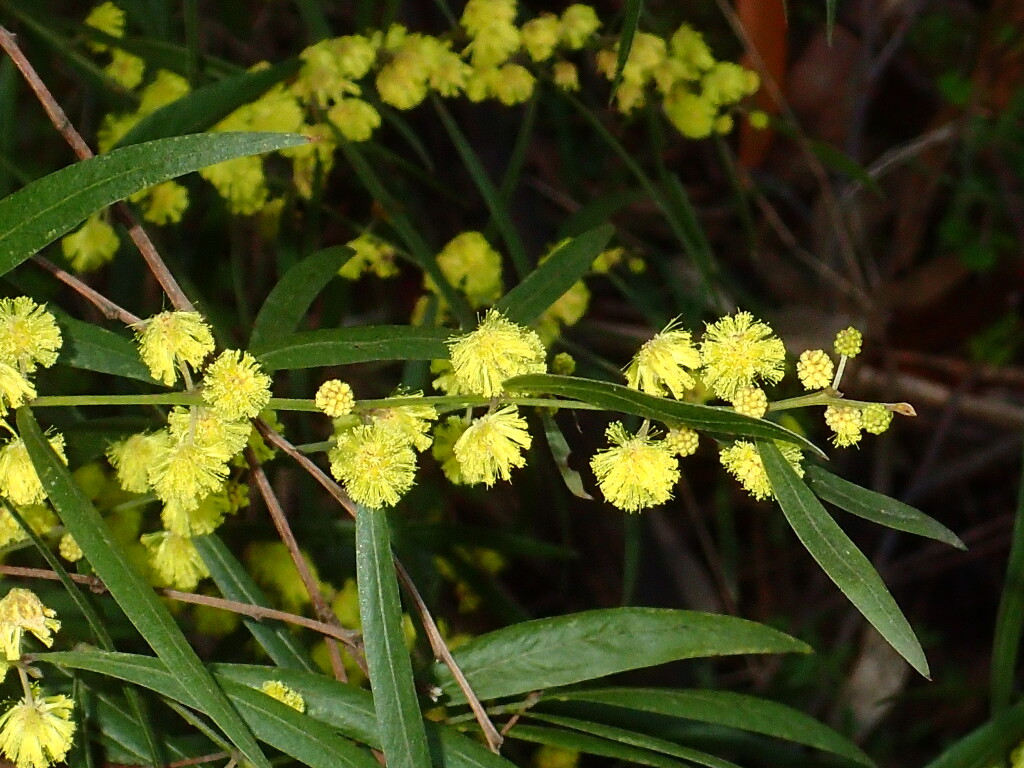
top-left (355, 504), bottom-right (432, 768)
top-left (826, 0), bottom-right (837, 44)
top-left (53, 314), bottom-right (155, 384)
top-left (0, 132), bottom-right (305, 277)
top-left (758, 440), bottom-right (929, 678)
top-left (194, 534), bottom-right (317, 672)
top-left (546, 687), bottom-right (874, 767)
top-left (252, 325), bottom-right (451, 371)
top-left (924, 697), bottom-right (1024, 768)
top-left (990, 444), bottom-right (1024, 712)
top-left (432, 96), bottom-right (529, 279)
top-left (609, 0), bottom-right (644, 104)
top-left (506, 723), bottom-right (692, 768)
top-left (115, 60), bottom-right (300, 148)
top-left (506, 374), bottom-right (825, 458)
top-left (494, 224), bottom-right (613, 325)
top-left (249, 245), bottom-right (350, 347)
top-left (805, 465), bottom-right (965, 550)
top-left (434, 607), bottom-right (809, 704)
top-left (17, 407), bottom-right (271, 768)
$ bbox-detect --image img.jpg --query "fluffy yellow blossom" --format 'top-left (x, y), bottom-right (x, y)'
top-left (431, 416), bottom-right (469, 485)
top-left (293, 39), bottom-right (363, 105)
top-left (491, 63), bottom-right (536, 105)
top-left (141, 531), bottom-right (209, 590)
top-left (462, 0), bottom-right (517, 34)
top-left (552, 61), bottom-right (580, 91)
top-left (371, 393), bottom-right (438, 452)
top-left (58, 533), bottom-right (82, 563)
top-left (720, 440), bottom-right (803, 501)
top-left (824, 405), bottom-right (863, 447)
top-left (535, 745), bottom-right (581, 768)
top-left (862, 403), bottom-right (893, 435)
top-left (201, 350), bottom-right (272, 421)
top-left (731, 386), bottom-right (768, 418)
top-left (537, 280), bottom-right (590, 343)
top-left (315, 380), bottom-right (355, 417)
top-left (0, 589), bottom-right (60, 660)
top-left (835, 327), bottom-right (863, 358)
top-left (453, 406), bottom-right (532, 486)
top-left (0, 505), bottom-right (56, 550)
top-left (699, 311), bottom-right (786, 401)
top-left (0, 435), bottom-right (66, 507)
top-left (246, 541), bottom-right (321, 613)
top-left (447, 310), bottom-right (547, 397)
top-left (702, 62), bottom-right (759, 106)
top-left (105, 49), bottom-right (145, 89)
top-left (431, 231), bottom-right (503, 307)
top-left (327, 98), bottom-right (382, 141)
top-left (199, 155), bottom-right (268, 215)
top-left (551, 352), bottom-right (576, 376)
top-left (106, 432), bottom-right (162, 493)
top-left (463, 12), bottom-right (520, 68)
top-left (329, 421), bottom-right (417, 508)
top-left (0, 363), bottom-right (36, 414)
top-left (138, 70), bottom-right (191, 114)
top-left (428, 45), bottom-right (472, 96)
top-left (84, 2), bottom-right (124, 51)
top-left (669, 25), bottom-right (715, 75)
top-left (521, 14), bottom-right (561, 61)
top-left (625, 320), bottom-right (701, 399)
top-left (375, 36), bottom-right (436, 109)
top-left (61, 214), bottom-right (119, 272)
top-left (600, 32), bottom-right (666, 86)
top-left (132, 181), bottom-right (189, 225)
top-left (161, 487), bottom-right (234, 537)
top-left (663, 89), bottom-right (717, 139)
top-left (339, 233), bottom-right (399, 280)
top-left (261, 681), bottom-right (306, 712)
top-left (748, 110), bottom-right (770, 130)
top-left (797, 350), bottom-right (834, 391)
top-left (135, 311), bottom-right (215, 386)
top-left (665, 426), bottom-right (699, 457)
top-left (0, 693), bottom-right (76, 768)
top-left (560, 4), bottom-right (600, 49)
top-left (97, 112), bottom-right (139, 153)
top-left (590, 422), bottom-right (679, 512)
top-left (0, 298), bottom-right (62, 374)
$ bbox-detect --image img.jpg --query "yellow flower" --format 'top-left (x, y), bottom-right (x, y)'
top-left (464, 19), bottom-right (520, 68)
top-left (536, 280), bottom-right (589, 344)
top-left (261, 681), bottom-right (306, 713)
top-left (454, 406), bottom-right (532, 487)
top-left (84, 2), bottom-right (125, 51)
top-left (293, 39), bottom-right (364, 105)
top-left (147, 428), bottom-right (230, 513)
top-left (462, 0), bottom-right (517, 34)
top-left (316, 380), bottom-right (356, 417)
top-left (665, 426), bottom-right (699, 457)
top-left (0, 693), bottom-right (76, 768)
top-left (327, 98), bottom-right (382, 142)
top-left (431, 416), bottom-right (470, 485)
top-left (141, 531), bottom-right (209, 590)
top-left (796, 350), bottom-right (834, 391)
top-left (625, 320), bottom-right (701, 399)
top-left (430, 231), bottom-right (503, 307)
top-left (0, 589), bottom-right (60, 661)
top-left (702, 62), bottom-right (759, 106)
top-left (106, 432), bottom-right (162, 493)
top-left (669, 25), bottom-right (715, 75)
top-left (371, 393), bottom-right (438, 452)
top-left (748, 110), bottom-right (770, 130)
top-left (0, 297), bottom-right (63, 373)
top-left (329, 421), bottom-right (417, 509)
top-left (834, 327), bottom-right (863, 358)
top-left (603, 32), bottom-right (666, 86)
top-left (133, 181), bottom-right (189, 225)
top-left (447, 310), bottom-right (547, 397)
top-left (105, 48), bottom-right (145, 89)
top-left (61, 214), bottom-right (119, 272)
top-left (331, 578), bottom-right (361, 629)
top-left (0, 363), bottom-right (36, 414)
top-left (491, 63), bottom-right (535, 105)
top-left (699, 311), bottom-right (786, 401)
top-left (535, 744), bottom-right (580, 768)
top-left (0, 505), bottom-right (56, 550)
top-left (201, 155), bottom-right (269, 215)
top-left (138, 70), bottom-right (190, 114)
top-left (246, 541), bottom-right (321, 613)
top-left (551, 352), bottom-right (576, 375)
top-left (0, 435), bottom-right (66, 507)
top-left (720, 440), bottom-right (803, 501)
top-left (161, 488), bottom-right (233, 537)
top-left (521, 14), bottom-right (561, 61)
top-left (824, 405), bottom-right (863, 447)
top-left (201, 349), bottom-right (272, 421)
top-left (560, 4), bottom-right (600, 48)
top-left (862, 403), bottom-right (893, 435)
top-left (731, 386), bottom-right (767, 418)
top-left (590, 422), bottom-right (679, 512)
top-left (339, 233), bottom-right (399, 280)
top-left (428, 46), bottom-right (472, 96)
top-left (58, 533), bottom-right (83, 563)
top-left (663, 89), bottom-right (717, 139)
top-left (552, 61), bottom-right (580, 91)
top-left (135, 311), bottom-right (215, 386)
top-left (96, 112), bottom-right (139, 153)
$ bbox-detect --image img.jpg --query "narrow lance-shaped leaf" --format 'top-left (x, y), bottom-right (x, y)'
top-left (758, 440), bottom-right (929, 678)
top-left (0, 132), bottom-right (305, 277)
top-left (990, 444), bottom-right (1024, 712)
top-left (506, 723), bottom-right (691, 768)
top-left (54, 315), bottom-right (155, 383)
top-left (355, 504), bottom-right (432, 768)
top-left (17, 407), bottom-right (272, 768)
top-left (252, 325), bottom-right (451, 371)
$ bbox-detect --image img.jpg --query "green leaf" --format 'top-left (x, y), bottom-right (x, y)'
top-left (494, 224), bottom-right (614, 326)
top-left (826, 0), bottom-right (837, 44)
top-left (115, 61), bottom-right (300, 148)
top-left (758, 440), bottom-right (929, 678)
top-left (90, 693), bottom-right (196, 766)
top-left (252, 325), bottom-right (451, 371)
top-left (528, 712), bottom-right (743, 768)
top-left (194, 534), bottom-right (317, 672)
top-left (0, 132), bottom-right (305, 278)
top-left (924, 698), bottom-right (1024, 768)
top-left (545, 688), bottom-right (873, 767)
top-left (507, 723), bottom-right (692, 768)
top-left (434, 607), bottom-right (809, 704)
top-left (506, 374), bottom-right (825, 458)
top-left (991, 444), bottom-right (1024, 712)
top-left (54, 316), bottom-right (154, 383)
top-left (249, 245), bottom-right (350, 348)
top-left (355, 504), bottom-right (432, 768)
top-left (17, 407), bottom-right (270, 768)
top-left (610, 0), bottom-right (644, 104)
top-left (540, 411), bottom-right (593, 500)
top-left (805, 465), bottom-right (965, 550)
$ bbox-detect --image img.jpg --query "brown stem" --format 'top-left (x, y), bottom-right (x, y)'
top-left (0, 25), bottom-right (195, 313)
top-left (31, 255), bottom-right (141, 325)
top-left (0, 564), bottom-right (359, 644)
top-left (245, 447), bottom-right (352, 682)
top-left (254, 419), bottom-right (504, 752)
top-left (167, 752), bottom-right (231, 768)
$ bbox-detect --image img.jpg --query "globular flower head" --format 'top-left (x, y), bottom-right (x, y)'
top-left (521, 14), bottom-right (561, 61)
top-left (134, 181), bottom-right (189, 226)
top-left (315, 379), bottom-right (356, 417)
top-left (141, 531), bottom-right (209, 590)
top-left (720, 440), bottom-right (804, 501)
top-left (491, 63), bottom-right (535, 105)
top-left (61, 214), bottom-right (119, 272)
top-left (329, 421), bottom-right (417, 509)
top-left (824, 405), bottom-right (863, 447)
top-left (0, 692), bottom-right (76, 768)
top-left (138, 70), bottom-right (190, 115)
top-left (797, 350), bottom-right (834, 391)
top-left (0, 298), bottom-right (63, 374)
top-left (430, 231), bottom-right (503, 307)
top-left (105, 48), bottom-right (146, 89)
top-left (106, 432), bottom-right (163, 493)
top-left (371, 392), bottom-right (438, 452)
top-left (327, 98), bottom-right (382, 142)
top-left (625, 320), bottom-right (701, 399)
top-left (340, 233), bottom-right (399, 280)
top-left (590, 423), bottom-right (679, 513)
top-left (834, 327), bottom-right (863, 358)
top-left (0, 588), bottom-right (60, 661)
top-left (84, 1), bottom-right (124, 51)
top-left (702, 62), bottom-right (759, 106)
top-left (431, 416), bottom-right (470, 485)
top-left (552, 61), bottom-right (580, 91)
top-left (453, 406), bottom-right (532, 487)
top-left (699, 311), bottom-right (786, 401)
top-left (862, 403), bottom-right (894, 435)
top-left (201, 349), bottom-right (272, 421)
top-left (161, 487), bottom-right (233, 537)
top-left (59, 533), bottom-right (82, 563)
top-left (261, 681), bottom-right (306, 713)
top-left (560, 4), bottom-right (601, 49)
top-left (665, 426), bottom-right (700, 457)
top-left (0, 434), bottom-right (66, 507)
top-left (245, 541), bottom-right (322, 614)
top-left (731, 386), bottom-right (768, 418)
top-left (0, 362), bottom-right (36, 415)
top-left (135, 311), bottom-right (215, 387)
top-left (551, 352), bottom-right (576, 376)
top-left (447, 310), bottom-right (547, 397)
top-left (0, 504), bottom-right (56, 550)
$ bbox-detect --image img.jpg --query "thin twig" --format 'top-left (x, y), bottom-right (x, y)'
top-left (31, 255), bottom-right (142, 325)
top-left (255, 419), bottom-right (505, 752)
top-left (0, 564), bottom-right (360, 644)
top-left (245, 447), bottom-right (351, 682)
top-left (0, 25), bottom-right (195, 313)
top-left (167, 752), bottom-right (231, 768)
